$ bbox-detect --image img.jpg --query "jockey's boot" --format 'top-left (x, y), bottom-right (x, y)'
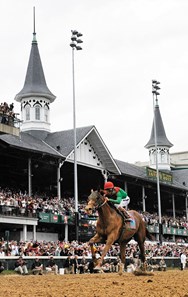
top-left (118, 207), bottom-right (132, 221)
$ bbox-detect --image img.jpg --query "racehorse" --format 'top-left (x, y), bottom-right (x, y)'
top-left (85, 190), bottom-right (153, 272)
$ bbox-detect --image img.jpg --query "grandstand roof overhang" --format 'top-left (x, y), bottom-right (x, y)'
top-left (0, 132), bottom-right (65, 161)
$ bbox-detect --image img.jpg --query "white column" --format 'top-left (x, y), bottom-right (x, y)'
top-left (28, 158), bottom-right (32, 196)
top-left (185, 194), bottom-right (188, 221)
top-left (172, 192), bottom-right (176, 243)
top-left (33, 225), bottom-right (36, 241)
top-left (172, 193), bottom-right (176, 246)
top-left (172, 193), bottom-right (175, 218)
top-left (142, 186), bottom-right (146, 212)
top-left (124, 181), bottom-right (128, 193)
top-left (23, 225), bottom-right (27, 241)
top-left (101, 170), bottom-right (109, 183)
top-left (57, 162), bottom-right (61, 201)
top-left (64, 224), bottom-right (69, 242)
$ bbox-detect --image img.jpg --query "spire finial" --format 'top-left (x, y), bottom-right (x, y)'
top-left (33, 6), bottom-right (36, 34)
top-left (32, 6), bottom-right (37, 44)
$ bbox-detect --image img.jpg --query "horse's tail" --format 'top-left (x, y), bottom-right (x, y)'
top-left (145, 226), bottom-right (154, 241)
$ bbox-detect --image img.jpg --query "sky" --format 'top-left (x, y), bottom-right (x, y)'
top-left (0, 0), bottom-right (188, 164)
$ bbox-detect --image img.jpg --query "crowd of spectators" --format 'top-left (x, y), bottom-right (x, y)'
top-left (0, 102), bottom-right (16, 126)
top-left (0, 238), bottom-right (187, 274)
top-left (0, 187), bottom-right (188, 232)
top-left (140, 211), bottom-right (188, 230)
top-left (0, 187), bottom-right (77, 217)
top-left (0, 184), bottom-right (188, 272)
top-left (0, 238), bottom-right (187, 259)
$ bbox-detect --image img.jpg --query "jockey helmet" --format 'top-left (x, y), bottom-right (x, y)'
top-left (104, 181), bottom-right (114, 190)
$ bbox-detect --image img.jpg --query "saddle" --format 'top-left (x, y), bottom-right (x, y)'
top-left (108, 202), bottom-right (136, 230)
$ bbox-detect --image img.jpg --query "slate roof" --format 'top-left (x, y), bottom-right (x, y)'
top-left (45, 126), bottom-right (94, 156)
top-left (0, 132), bottom-right (63, 158)
top-left (116, 159), bottom-right (188, 191)
top-left (15, 33), bottom-right (56, 102)
top-left (145, 104), bottom-right (173, 148)
top-left (115, 159), bottom-right (146, 179)
top-left (172, 169), bottom-right (188, 189)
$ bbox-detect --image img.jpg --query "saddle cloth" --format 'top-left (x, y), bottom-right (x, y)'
top-left (126, 215), bottom-right (136, 230)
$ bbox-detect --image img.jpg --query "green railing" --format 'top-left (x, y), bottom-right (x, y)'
top-left (147, 225), bottom-right (188, 236)
top-left (38, 213), bottom-right (74, 224)
top-left (38, 213), bottom-right (188, 236)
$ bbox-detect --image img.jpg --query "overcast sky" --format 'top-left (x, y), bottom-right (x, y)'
top-left (1, 0), bottom-right (187, 163)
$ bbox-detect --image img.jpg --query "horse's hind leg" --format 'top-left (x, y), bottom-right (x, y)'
top-left (138, 238), bottom-right (145, 263)
top-left (119, 241), bottom-right (126, 275)
top-left (135, 230), bottom-right (146, 269)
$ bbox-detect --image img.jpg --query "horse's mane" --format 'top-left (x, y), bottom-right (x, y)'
top-left (95, 191), bottom-right (124, 220)
top-left (107, 201), bottom-right (124, 219)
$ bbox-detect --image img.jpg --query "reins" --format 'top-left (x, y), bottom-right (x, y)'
top-left (96, 197), bottom-right (108, 209)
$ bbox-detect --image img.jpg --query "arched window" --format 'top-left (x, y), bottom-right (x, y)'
top-left (35, 104), bottom-right (40, 120)
top-left (25, 105), bottom-right (30, 121)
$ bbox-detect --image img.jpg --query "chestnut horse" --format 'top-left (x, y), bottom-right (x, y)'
top-left (85, 190), bottom-right (153, 271)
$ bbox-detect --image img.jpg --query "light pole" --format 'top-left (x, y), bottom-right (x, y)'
top-left (70, 30), bottom-right (83, 241)
top-left (152, 80), bottom-right (162, 243)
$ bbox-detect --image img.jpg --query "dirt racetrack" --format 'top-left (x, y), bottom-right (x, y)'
top-left (1, 270), bottom-right (188, 297)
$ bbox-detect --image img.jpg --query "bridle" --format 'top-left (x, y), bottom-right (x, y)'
top-left (87, 191), bottom-right (108, 211)
top-left (96, 197), bottom-right (107, 209)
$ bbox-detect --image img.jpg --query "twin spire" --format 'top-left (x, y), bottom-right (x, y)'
top-left (145, 96), bottom-right (173, 171)
top-left (15, 7), bottom-right (56, 103)
top-left (14, 7), bottom-right (56, 136)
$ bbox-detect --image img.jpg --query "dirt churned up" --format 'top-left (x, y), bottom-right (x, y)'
top-left (1, 270), bottom-right (188, 297)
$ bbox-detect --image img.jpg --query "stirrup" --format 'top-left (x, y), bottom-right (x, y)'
top-left (123, 212), bottom-right (132, 221)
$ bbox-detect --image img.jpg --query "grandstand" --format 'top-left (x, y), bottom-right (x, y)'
top-left (0, 19), bottom-right (188, 246)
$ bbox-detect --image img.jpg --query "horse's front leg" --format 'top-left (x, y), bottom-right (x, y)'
top-left (89, 233), bottom-right (103, 263)
top-left (95, 234), bottom-right (116, 269)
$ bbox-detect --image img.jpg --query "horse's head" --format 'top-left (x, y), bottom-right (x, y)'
top-left (85, 190), bottom-right (106, 215)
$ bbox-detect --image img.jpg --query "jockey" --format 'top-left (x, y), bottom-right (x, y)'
top-left (104, 181), bottom-right (131, 221)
